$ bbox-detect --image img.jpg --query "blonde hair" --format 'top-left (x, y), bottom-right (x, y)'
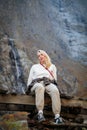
top-left (37, 50), bottom-right (52, 67)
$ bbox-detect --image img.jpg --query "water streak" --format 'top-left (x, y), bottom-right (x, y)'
top-left (8, 39), bottom-right (26, 94)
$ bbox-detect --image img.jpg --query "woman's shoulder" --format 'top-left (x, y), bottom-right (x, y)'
top-left (32, 63), bottom-right (40, 68)
top-left (51, 63), bottom-right (56, 67)
top-left (50, 64), bottom-right (56, 69)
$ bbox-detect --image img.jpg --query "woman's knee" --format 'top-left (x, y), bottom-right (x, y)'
top-left (35, 83), bottom-right (45, 92)
top-left (46, 84), bottom-right (59, 94)
top-left (52, 88), bottom-right (59, 94)
top-left (51, 84), bottom-right (59, 94)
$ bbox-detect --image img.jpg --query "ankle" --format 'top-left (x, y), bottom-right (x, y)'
top-left (55, 114), bottom-right (60, 119)
top-left (38, 110), bottom-right (43, 114)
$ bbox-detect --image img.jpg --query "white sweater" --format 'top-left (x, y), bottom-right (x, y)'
top-left (27, 63), bottom-right (57, 87)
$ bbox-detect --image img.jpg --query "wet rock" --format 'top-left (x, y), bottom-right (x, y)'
top-left (0, 0), bottom-right (87, 65)
top-left (58, 67), bottom-right (78, 98)
top-left (0, 36), bottom-right (34, 94)
top-left (0, 0), bottom-right (86, 98)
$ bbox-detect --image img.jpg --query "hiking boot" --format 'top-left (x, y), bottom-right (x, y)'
top-left (54, 117), bottom-right (63, 124)
top-left (38, 113), bottom-right (45, 122)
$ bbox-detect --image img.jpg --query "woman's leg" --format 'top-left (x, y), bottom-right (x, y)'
top-left (31, 82), bottom-right (45, 122)
top-left (32, 82), bottom-right (45, 111)
top-left (46, 83), bottom-right (61, 115)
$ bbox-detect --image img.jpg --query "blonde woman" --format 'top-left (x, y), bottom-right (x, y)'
top-left (27, 50), bottom-right (62, 124)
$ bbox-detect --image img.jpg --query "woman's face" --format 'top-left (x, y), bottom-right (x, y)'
top-left (37, 52), bottom-right (46, 64)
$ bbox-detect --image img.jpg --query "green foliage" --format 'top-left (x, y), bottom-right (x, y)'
top-left (5, 120), bottom-right (22, 130)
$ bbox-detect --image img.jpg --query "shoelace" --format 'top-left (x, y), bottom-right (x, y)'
top-left (55, 117), bottom-right (62, 123)
top-left (38, 113), bottom-right (43, 119)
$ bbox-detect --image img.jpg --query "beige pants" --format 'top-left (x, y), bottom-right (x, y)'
top-left (31, 81), bottom-right (61, 115)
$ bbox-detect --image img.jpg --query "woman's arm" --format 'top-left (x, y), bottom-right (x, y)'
top-left (52, 64), bottom-right (57, 80)
top-left (27, 66), bottom-right (34, 87)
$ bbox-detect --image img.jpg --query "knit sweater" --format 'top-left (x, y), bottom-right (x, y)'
top-left (27, 63), bottom-right (57, 87)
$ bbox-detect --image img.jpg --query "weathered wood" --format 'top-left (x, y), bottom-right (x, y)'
top-left (27, 118), bottom-right (87, 129)
top-left (61, 97), bottom-right (87, 109)
top-left (43, 121), bottom-right (87, 127)
top-left (0, 94), bottom-right (35, 105)
top-left (0, 94), bottom-right (87, 129)
top-left (0, 95), bottom-right (87, 109)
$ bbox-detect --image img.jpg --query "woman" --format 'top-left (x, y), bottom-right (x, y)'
top-left (27, 50), bottom-right (62, 124)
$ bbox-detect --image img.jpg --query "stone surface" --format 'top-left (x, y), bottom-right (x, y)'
top-left (0, 0), bottom-right (87, 97)
top-left (0, 0), bottom-right (87, 65)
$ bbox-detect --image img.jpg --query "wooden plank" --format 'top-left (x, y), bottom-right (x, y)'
top-left (61, 97), bottom-right (87, 109)
top-left (0, 95), bottom-right (35, 105)
top-left (42, 122), bottom-right (87, 128)
top-left (0, 94), bottom-right (50, 106)
top-left (0, 95), bottom-right (87, 109)
top-left (27, 118), bottom-right (87, 128)
top-left (0, 104), bottom-right (35, 111)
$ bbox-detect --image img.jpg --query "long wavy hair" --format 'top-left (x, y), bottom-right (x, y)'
top-left (37, 50), bottom-right (52, 67)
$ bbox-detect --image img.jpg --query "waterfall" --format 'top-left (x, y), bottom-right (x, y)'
top-left (8, 39), bottom-right (26, 94)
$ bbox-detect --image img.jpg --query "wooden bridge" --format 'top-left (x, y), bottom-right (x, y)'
top-left (0, 94), bottom-right (87, 129)
top-left (0, 94), bottom-right (87, 112)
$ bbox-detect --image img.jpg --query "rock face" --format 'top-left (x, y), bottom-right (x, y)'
top-left (0, 0), bottom-right (87, 97)
top-left (0, 36), bottom-right (33, 94)
top-left (0, 36), bottom-right (78, 96)
top-left (0, 0), bottom-right (87, 65)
